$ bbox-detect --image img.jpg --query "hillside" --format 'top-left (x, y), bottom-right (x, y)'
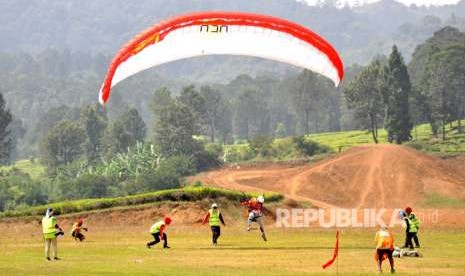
top-left (196, 144), bottom-right (465, 208)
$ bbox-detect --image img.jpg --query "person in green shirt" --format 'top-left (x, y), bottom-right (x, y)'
top-left (147, 217), bottom-right (171, 249)
top-left (42, 208), bottom-right (63, 261)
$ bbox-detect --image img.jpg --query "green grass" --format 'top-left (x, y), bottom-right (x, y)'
top-left (0, 159), bottom-right (45, 179)
top-left (422, 193), bottom-right (465, 208)
top-left (0, 186), bottom-right (283, 218)
top-left (0, 227), bottom-right (464, 275)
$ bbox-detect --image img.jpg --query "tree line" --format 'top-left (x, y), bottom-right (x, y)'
top-left (345, 27), bottom-right (465, 143)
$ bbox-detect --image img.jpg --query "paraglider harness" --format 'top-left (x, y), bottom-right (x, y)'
top-left (241, 198), bottom-right (264, 221)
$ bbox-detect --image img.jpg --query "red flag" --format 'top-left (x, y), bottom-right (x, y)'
top-left (322, 231), bottom-right (339, 269)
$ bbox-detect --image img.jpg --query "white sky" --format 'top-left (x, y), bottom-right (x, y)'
top-left (300, 0), bottom-right (462, 7)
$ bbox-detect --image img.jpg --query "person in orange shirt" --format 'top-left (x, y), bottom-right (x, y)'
top-left (71, 219), bottom-right (88, 242)
top-left (374, 226), bottom-right (395, 274)
top-left (241, 195), bottom-right (267, 241)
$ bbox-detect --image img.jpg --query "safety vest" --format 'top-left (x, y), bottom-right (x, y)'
top-left (150, 221), bottom-right (164, 234)
top-left (42, 216), bottom-right (57, 239)
top-left (408, 214), bottom-right (419, 233)
top-left (375, 230), bottom-right (394, 249)
top-left (209, 209), bottom-right (220, 226)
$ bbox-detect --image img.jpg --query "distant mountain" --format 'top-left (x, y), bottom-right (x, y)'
top-left (298, 0), bottom-right (462, 8)
top-left (0, 0), bottom-right (464, 82)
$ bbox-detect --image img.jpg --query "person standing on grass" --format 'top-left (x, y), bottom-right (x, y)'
top-left (42, 208), bottom-right (64, 261)
top-left (71, 218), bottom-right (88, 242)
top-left (401, 207), bottom-right (420, 249)
top-left (374, 226), bottom-right (395, 274)
top-left (147, 217), bottom-right (171, 249)
top-left (202, 203), bottom-right (226, 246)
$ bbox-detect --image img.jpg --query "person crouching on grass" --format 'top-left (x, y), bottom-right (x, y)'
top-left (147, 217), bottom-right (171, 249)
top-left (71, 218), bottom-right (88, 242)
top-left (202, 203), bottom-right (226, 246)
top-left (42, 208), bottom-right (64, 261)
top-left (374, 226), bottom-right (395, 274)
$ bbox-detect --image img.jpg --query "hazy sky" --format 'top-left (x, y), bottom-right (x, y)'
top-left (300, 0), bottom-right (461, 7)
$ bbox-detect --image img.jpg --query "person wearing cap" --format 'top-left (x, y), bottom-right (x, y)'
top-left (42, 208), bottom-right (64, 261)
top-left (241, 195), bottom-right (267, 241)
top-left (374, 226), bottom-right (396, 274)
top-left (202, 203), bottom-right (226, 246)
top-left (147, 217), bottom-right (171, 249)
top-left (401, 207), bottom-right (420, 249)
top-left (71, 218), bottom-right (88, 242)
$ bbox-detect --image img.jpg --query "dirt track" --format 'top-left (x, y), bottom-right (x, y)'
top-left (194, 144), bottom-right (465, 209)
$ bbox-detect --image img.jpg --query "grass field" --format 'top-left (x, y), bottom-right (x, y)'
top-left (307, 120), bottom-right (465, 154)
top-left (0, 226), bottom-right (464, 276)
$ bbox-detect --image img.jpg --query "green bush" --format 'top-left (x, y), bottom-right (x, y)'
top-left (248, 135), bottom-right (274, 157)
top-left (158, 155), bottom-right (196, 177)
top-left (0, 169), bottom-right (49, 212)
top-left (191, 142), bottom-right (223, 171)
top-left (293, 136), bottom-right (333, 156)
top-left (0, 186), bottom-right (283, 218)
top-left (223, 145), bottom-right (254, 163)
top-left (205, 143), bottom-right (224, 158)
top-left (405, 141), bottom-right (424, 151)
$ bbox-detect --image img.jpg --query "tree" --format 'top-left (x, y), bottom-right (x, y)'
top-left (8, 119), bottom-right (26, 161)
top-left (291, 70), bottom-right (325, 134)
top-left (383, 46), bottom-right (413, 144)
top-left (424, 45), bottom-right (465, 139)
top-left (344, 60), bottom-right (385, 143)
top-left (216, 101), bottom-right (233, 144)
top-left (41, 120), bottom-right (86, 171)
top-left (103, 108), bottom-right (146, 158)
top-left (154, 102), bottom-right (198, 157)
top-left (150, 87), bottom-right (173, 125)
top-left (234, 88), bottom-right (270, 140)
top-left (408, 27), bottom-right (465, 135)
top-left (200, 85), bottom-right (223, 143)
top-left (0, 92), bottom-right (13, 165)
top-left (80, 104), bottom-right (107, 164)
top-left (153, 101), bottom-right (220, 171)
top-left (274, 123), bottom-right (287, 138)
top-left (177, 85), bottom-right (206, 134)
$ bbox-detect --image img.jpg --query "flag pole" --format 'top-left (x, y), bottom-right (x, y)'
top-left (336, 230), bottom-right (339, 276)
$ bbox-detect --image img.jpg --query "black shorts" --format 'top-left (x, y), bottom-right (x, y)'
top-left (377, 248), bottom-right (393, 259)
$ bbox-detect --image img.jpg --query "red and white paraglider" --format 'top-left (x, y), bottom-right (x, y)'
top-left (99, 11), bottom-right (344, 105)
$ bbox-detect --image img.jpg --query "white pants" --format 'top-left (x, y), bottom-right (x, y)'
top-left (248, 212), bottom-right (264, 229)
top-left (44, 238), bottom-right (58, 259)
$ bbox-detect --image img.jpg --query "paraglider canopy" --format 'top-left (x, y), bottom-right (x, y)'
top-left (99, 11), bottom-right (344, 105)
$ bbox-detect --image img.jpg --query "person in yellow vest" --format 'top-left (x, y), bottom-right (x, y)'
top-left (401, 207), bottom-right (420, 249)
top-left (202, 203), bottom-right (226, 246)
top-left (146, 216), bottom-right (171, 249)
top-left (42, 208), bottom-right (63, 261)
top-left (374, 226), bottom-right (395, 274)
top-left (71, 218), bottom-right (88, 242)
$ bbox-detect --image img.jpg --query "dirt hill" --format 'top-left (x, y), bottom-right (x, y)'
top-left (194, 144), bottom-right (465, 208)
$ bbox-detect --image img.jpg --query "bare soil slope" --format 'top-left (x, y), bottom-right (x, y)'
top-left (195, 144), bottom-right (465, 208)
